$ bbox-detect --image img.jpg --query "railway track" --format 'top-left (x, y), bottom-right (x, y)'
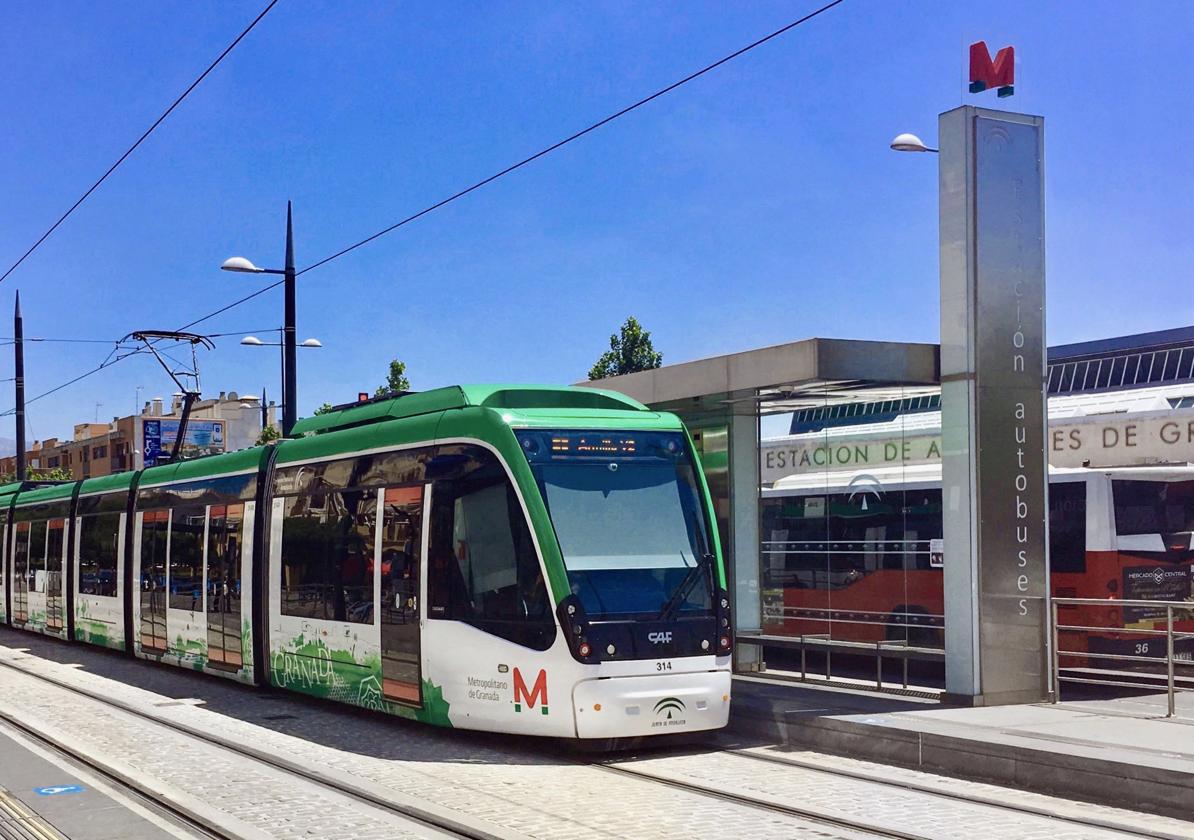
top-left (722, 747), bottom-right (1190, 839)
top-left (593, 759), bottom-right (928, 840)
top-left (594, 745), bottom-right (1192, 840)
top-left (0, 717), bottom-right (225, 840)
top-left (0, 657), bottom-right (501, 840)
top-left (2, 650), bottom-right (1189, 840)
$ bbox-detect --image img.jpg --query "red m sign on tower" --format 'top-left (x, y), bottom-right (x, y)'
top-left (969, 41), bottom-right (1014, 97)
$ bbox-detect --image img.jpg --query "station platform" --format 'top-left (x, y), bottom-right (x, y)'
top-left (729, 674), bottom-right (1194, 819)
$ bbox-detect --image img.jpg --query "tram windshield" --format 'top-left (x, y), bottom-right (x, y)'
top-left (517, 429), bottom-right (715, 620)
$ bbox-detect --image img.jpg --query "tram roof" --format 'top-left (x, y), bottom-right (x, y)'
top-left (78, 471), bottom-right (137, 497)
top-left (289, 384), bottom-right (648, 437)
top-left (137, 444), bottom-right (268, 487)
top-left (13, 481), bottom-right (78, 507)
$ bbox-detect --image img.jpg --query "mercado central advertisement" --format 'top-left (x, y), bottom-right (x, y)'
top-left (142, 418), bottom-right (226, 467)
top-left (761, 409), bottom-right (1194, 484)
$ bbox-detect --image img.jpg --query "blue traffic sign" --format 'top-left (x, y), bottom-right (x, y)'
top-left (33, 785), bottom-right (85, 796)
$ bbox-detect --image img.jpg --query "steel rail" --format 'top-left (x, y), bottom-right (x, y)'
top-left (591, 760), bottom-right (934, 840)
top-left (718, 747), bottom-right (1189, 840)
top-left (0, 714), bottom-right (230, 840)
top-left (0, 657), bottom-right (501, 840)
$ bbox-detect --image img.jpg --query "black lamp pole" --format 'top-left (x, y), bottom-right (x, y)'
top-left (225, 201), bottom-right (300, 436)
top-left (13, 291), bottom-right (25, 481)
top-left (282, 201), bottom-right (297, 436)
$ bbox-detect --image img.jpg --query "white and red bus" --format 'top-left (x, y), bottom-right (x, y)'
top-left (760, 464), bottom-right (1194, 661)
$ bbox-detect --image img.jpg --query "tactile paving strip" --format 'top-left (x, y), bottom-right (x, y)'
top-left (0, 788), bottom-right (67, 840)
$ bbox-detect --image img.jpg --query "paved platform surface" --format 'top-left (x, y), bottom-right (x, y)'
top-left (730, 674), bottom-right (1194, 819)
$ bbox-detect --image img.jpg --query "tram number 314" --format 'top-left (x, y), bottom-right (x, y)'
top-left (656, 661), bottom-right (673, 671)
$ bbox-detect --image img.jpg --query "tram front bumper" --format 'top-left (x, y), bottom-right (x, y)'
top-left (572, 669), bottom-right (731, 738)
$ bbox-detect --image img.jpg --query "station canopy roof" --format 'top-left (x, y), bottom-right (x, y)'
top-left (576, 337), bottom-right (940, 417)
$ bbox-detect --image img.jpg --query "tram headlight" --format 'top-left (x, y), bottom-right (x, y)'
top-left (578, 642), bottom-right (592, 658)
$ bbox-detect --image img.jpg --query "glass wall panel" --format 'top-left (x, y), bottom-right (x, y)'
top-left (760, 383), bottom-right (947, 683)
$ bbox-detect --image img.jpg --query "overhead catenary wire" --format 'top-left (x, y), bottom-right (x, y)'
top-left (2, 0), bottom-right (845, 411)
top-left (0, 336), bottom-right (134, 344)
top-left (0, 0), bottom-right (280, 286)
top-left (0, 346), bottom-right (147, 416)
top-left (296, 0), bottom-right (845, 277)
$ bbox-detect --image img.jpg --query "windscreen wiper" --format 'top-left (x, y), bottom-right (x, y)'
top-left (657, 553), bottom-right (714, 622)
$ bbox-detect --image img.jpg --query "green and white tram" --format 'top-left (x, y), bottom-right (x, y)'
top-left (1, 386), bottom-right (733, 738)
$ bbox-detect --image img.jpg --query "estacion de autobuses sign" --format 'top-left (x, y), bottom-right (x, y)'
top-left (761, 410), bottom-right (1194, 484)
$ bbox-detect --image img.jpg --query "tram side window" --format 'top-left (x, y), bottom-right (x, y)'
top-left (169, 508), bottom-right (205, 611)
top-left (44, 519), bottom-right (65, 599)
top-left (428, 447), bottom-right (554, 650)
top-left (1049, 482), bottom-right (1087, 574)
top-left (141, 510), bottom-right (167, 584)
top-left (78, 512), bottom-right (121, 597)
top-left (12, 523), bottom-right (29, 596)
top-left (279, 488), bottom-right (376, 623)
top-left (28, 520), bottom-right (47, 592)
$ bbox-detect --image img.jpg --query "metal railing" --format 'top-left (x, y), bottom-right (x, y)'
top-left (740, 605), bottom-right (945, 692)
top-left (1050, 597), bottom-right (1194, 717)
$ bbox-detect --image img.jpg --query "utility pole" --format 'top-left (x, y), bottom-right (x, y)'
top-left (282, 201), bottom-right (297, 436)
top-left (14, 292), bottom-right (26, 481)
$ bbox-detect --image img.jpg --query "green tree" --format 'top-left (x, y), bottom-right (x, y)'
top-left (255, 424), bottom-right (282, 446)
top-left (313, 402), bottom-right (335, 415)
top-left (374, 359), bottom-right (410, 398)
top-left (1, 466), bottom-right (73, 483)
top-left (588, 317), bottom-right (663, 380)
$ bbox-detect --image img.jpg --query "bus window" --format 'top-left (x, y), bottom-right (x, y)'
top-left (1113, 480), bottom-right (1194, 537)
top-left (1049, 482), bottom-right (1086, 574)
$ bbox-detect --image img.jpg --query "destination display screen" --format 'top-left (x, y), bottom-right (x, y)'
top-left (517, 430), bottom-right (686, 463)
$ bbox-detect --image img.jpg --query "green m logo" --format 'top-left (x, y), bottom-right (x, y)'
top-left (653, 697), bottom-right (686, 720)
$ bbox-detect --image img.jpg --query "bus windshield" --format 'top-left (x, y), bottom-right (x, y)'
top-left (1114, 480), bottom-right (1194, 537)
top-left (516, 429), bottom-right (715, 621)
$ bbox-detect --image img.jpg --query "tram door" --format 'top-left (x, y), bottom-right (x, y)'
top-left (27, 520), bottom-right (46, 625)
top-left (12, 522), bottom-right (29, 623)
top-left (139, 510), bottom-right (169, 651)
top-left (206, 504), bottom-right (244, 668)
top-left (379, 485), bottom-right (425, 705)
top-left (45, 518), bottom-right (66, 632)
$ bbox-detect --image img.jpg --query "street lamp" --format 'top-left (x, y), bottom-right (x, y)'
top-left (239, 331), bottom-right (321, 432)
top-left (222, 200), bottom-right (298, 435)
top-left (890, 132), bottom-right (938, 153)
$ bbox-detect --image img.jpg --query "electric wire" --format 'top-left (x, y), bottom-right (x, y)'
top-left (0, 337), bottom-right (132, 344)
top-left (0, 1), bottom-right (845, 413)
top-left (0, 0), bottom-right (280, 286)
top-left (295, 0), bottom-right (845, 277)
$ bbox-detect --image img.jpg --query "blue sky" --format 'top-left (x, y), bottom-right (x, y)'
top-left (2, 1), bottom-right (1191, 441)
